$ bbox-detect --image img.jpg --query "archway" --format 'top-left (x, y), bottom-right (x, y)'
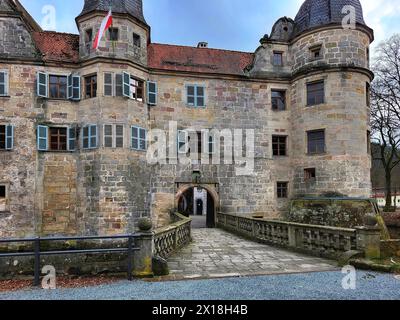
top-left (176, 184), bottom-right (218, 229)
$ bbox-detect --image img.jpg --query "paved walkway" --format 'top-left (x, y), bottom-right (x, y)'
top-left (166, 229), bottom-right (337, 279)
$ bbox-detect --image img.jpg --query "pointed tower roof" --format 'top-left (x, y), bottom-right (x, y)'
top-left (77, 0), bottom-right (147, 25)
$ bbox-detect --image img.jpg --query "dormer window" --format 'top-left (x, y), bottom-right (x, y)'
top-left (133, 33), bottom-right (141, 47)
top-left (310, 45), bottom-right (322, 60)
top-left (108, 28), bottom-right (119, 41)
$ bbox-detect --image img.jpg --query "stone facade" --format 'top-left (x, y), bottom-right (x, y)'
top-left (0, 0), bottom-right (373, 237)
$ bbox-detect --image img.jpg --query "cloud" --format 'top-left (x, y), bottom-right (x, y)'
top-left (361, 0), bottom-right (400, 47)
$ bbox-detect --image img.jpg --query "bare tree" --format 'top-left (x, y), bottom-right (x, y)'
top-left (371, 34), bottom-right (400, 212)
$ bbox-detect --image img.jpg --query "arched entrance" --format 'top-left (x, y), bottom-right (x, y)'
top-left (176, 185), bottom-right (218, 229)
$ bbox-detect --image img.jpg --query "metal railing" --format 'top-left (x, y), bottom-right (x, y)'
top-left (0, 234), bottom-right (140, 286)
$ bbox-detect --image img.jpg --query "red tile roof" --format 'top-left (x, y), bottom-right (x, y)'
top-left (32, 31), bottom-right (80, 63)
top-left (30, 32), bottom-right (254, 76)
top-left (148, 43), bottom-right (253, 76)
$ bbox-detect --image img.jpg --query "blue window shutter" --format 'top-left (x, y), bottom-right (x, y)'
top-left (67, 74), bottom-right (73, 99)
top-left (72, 75), bottom-right (81, 101)
top-left (123, 72), bottom-right (130, 98)
top-left (89, 125), bottom-right (98, 149)
top-left (139, 128), bottom-right (147, 150)
top-left (37, 72), bottom-right (48, 98)
top-left (82, 126), bottom-right (89, 149)
top-left (37, 125), bottom-right (48, 151)
top-left (68, 127), bottom-right (76, 151)
top-left (147, 81), bottom-right (157, 105)
top-left (5, 125), bottom-right (13, 150)
top-left (131, 126), bottom-right (139, 150)
top-left (196, 86), bottom-right (205, 107)
top-left (186, 85), bottom-right (195, 107)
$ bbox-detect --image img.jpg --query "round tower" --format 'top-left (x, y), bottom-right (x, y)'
top-left (290, 0), bottom-right (374, 197)
top-left (75, 0), bottom-right (150, 65)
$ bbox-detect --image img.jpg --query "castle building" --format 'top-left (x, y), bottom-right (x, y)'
top-left (0, 0), bottom-right (373, 237)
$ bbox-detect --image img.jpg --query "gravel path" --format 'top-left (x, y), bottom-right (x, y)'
top-left (1, 271), bottom-right (400, 300)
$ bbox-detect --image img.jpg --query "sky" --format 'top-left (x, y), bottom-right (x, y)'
top-left (19, 0), bottom-right (400, 54)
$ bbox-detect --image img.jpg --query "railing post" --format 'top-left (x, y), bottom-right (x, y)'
top-left (133, 231), bottom-right (154, 278)
top-left (288, 225), bottom-right (297, 248)
top-left (356, 226), bottom-right (381, 260)
top-left (173, 228), bottom-right (178, 250)
top-left (34, 237), bottom-right (40, 287)
top-left (127, 236), bottom-right (133, 281)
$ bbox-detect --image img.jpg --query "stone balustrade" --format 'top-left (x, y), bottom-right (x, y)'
top-left (154, 212), bottom-right (192, 259)
top-left (217, 212), bottom-right (380, 260)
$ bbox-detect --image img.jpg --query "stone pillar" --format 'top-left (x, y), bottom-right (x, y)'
top-left (356, 226), bottom-right (381, 260)
top-left (133, 232), bottom-right (154, 277)
top-left (288, 225), bottom-right (297, 248)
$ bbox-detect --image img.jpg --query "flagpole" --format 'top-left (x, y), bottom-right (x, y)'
top-left (109, 1), bottom-right (115, 56)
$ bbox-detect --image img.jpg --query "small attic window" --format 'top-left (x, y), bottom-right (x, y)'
top-left (85, 29), bottom-right (93, 43)
top-left (108, 28), bottom-right (119, 41)
top-left (133, 33), bottom-right (141, 47)
top-left (310, 45), bottom-right (322, 60)
top-left (283, 26), bottom-right (288, 32)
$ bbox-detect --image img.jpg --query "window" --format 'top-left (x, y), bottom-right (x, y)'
top-left (0, 185), bottom-right (6, 212)
top-left (307, 130), bottom-right (325, 155)
top-left (366, 82), bottom-right (371, 107)
top-left (0, 71), bottom-right (9, 96)
top-left (49, 127), bottom-right (67, 151)
top-left (38, 72), bottom-right (80, 100)
top-left (272, 136), bottom-right (287, 156)
top-left (104, 73), bottom-right (113, 96)
top-left (122, 72), bottom-right (144, 101)
top-left (85, 29), bottom-right (93, 43)
top-left (186, 85), bottom-right (205, 107)
top-left (49, 75), bottom-right (67, 99)
top-left (82, 125), bottom-right (98, 149)
top-left (130, 77), bottom-right (144, 101)
top-left (273, 52), bottom-right (283, 66)
top-left (115, 74), bottom-right (123, 96)
top-left (104, 74), bottom-right (123, 97)
top-left (85, 75), bottom-right (97, 99)
top-left (304, 168), bottom-right (316, 181)
top-left (0, 125), bottom-right (13, 150)
top-left (277, 182), bottom-right (288, 199)
top-left (147, 81), bottom-right (157, 105)
top-left (307, 81), bottom-right (324, 106)
top-left (108, 28), bottom-right (119, 41)
top-left (37, 126), bottom-right (75, 151)
top-left (310, 45), bottom-right (322, 60)
top-left (133, 33), bottom-right (141, 47)
top-left (131, 126), bottom-right (146, 151)
top-left (177, 130), bottom-right (214, 159)
top-left (271, 90), bottom-right (286, 111)
top-left (104, 124), bottom-right (124, 148)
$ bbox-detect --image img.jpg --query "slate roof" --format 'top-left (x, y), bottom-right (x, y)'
top-left (293, 0), bottom-right (367, 37)
top-left (77, 0), bottom-right (147, 25)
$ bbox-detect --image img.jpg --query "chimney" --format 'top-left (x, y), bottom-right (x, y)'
top-left (197, 42), bottom-right (208, 48)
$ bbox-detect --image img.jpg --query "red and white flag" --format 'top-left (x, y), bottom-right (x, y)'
top-left (93, 9), bottom-right (113, 50)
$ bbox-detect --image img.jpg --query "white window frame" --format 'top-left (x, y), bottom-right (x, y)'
top-left (103, 124), bottom-right (124, 148)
